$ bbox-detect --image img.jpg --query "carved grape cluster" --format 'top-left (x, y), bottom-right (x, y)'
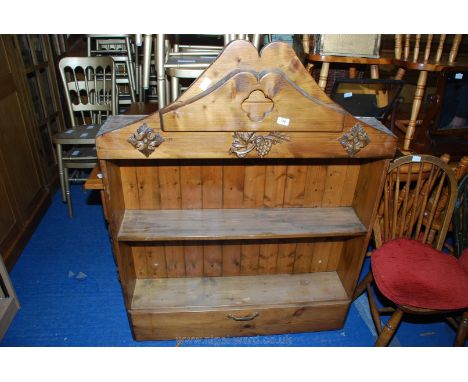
top-left (253, 135), bottom-right (273, 157)
top-left (229, 131), bottom-right (289, 158)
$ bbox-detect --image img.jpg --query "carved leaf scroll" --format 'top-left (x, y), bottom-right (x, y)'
top-left (229, 131), bottom-right (290, 158)
top-left (128, 123), bottom-right (165, 157)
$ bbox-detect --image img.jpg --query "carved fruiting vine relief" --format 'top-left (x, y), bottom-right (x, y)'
top-left (229, 131), bottom-right (290, 158)
top-left (128, 123), bottom-right (165, 157)
top-left (338, 123), bottom-right (370, 156)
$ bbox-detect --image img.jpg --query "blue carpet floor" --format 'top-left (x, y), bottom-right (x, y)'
top-left (1, 185), bottom-right (464, 346)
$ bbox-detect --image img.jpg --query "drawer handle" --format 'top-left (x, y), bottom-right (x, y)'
top-left (227, 312), bottom-right (259, 321)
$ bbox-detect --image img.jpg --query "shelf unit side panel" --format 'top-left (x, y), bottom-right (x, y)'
top-left (337, 159), bottom-right (390, 296)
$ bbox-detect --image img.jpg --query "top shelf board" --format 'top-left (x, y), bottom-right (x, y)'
top-left (117, 207), bottom-right (367, 242)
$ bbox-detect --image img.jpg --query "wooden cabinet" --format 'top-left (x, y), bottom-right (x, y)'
top-left (0, 35), bottom-right (58, 268)
top-left (96, 41), bottom-right (397, 340)
top-left (13, 35), bottom-right (66, 187)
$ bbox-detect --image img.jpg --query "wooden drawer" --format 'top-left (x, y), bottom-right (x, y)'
top-left (130, 302), bottom-right (348, 341)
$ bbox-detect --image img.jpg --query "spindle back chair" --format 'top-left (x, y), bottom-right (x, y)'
top-left (354, 154), bottom-right (468, 346)
top-left (453, 173), bottom-right (468, 259)
top-left (392, 34), bottom-right (464, 151)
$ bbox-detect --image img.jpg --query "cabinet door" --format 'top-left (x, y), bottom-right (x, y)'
top-left (0, 165), bottom-right (18, 257)
top-left (0, 35), bottom-right (49, 266)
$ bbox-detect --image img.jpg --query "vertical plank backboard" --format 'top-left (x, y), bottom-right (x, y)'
top-left (135, 164), bottom-right (161, 209)
top-left (276, 240), bottom-right (297, 273)
top-left (321, 164), bottom-right (348, 207)
top-left (283, 164), bottom-right (308, 207)
top-left (220, 163), bottom-right (245, 275)
top-left (201, 164), bottom-right (223, 208)
top-left (241, 163), bottom-right (266, 274)
top-left (303, 164), bottom-right (328, 207)
top-left (119, 163), bottom-right (140, 209)
top-left (180, 165), bottom-right (204, 276)
top-left (293, 240), bottom-right (314, 273)
top-left (263, 161), bottom-right (287, 207)
top-left (159, 164), bottom-right (184, 277)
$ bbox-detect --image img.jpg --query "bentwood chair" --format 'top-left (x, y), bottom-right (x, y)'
top-left (53, 56), bottom-right (116, 217)
top-left (353, 154), bottom-right (468, 346)
top-left (392, 34), bottom-right (466, 152)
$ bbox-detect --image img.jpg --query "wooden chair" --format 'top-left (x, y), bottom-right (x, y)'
top-left (392, 34), bottom-right (465, 151)
top-left (353, 154), bottom-right (468, 346)
top-left (303, 34), bottom-right (393, 95)
top-left (453, 173), bottom-right (468, 259)
top-left (53, 56), bottom-right (116, 217)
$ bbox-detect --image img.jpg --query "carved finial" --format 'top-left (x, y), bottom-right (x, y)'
top-left (338, 123), bottom-right (370, 156)
top-left (128, 123), bottom-right (165, 157)
top-left (229, 131), bottom-right (289, 158)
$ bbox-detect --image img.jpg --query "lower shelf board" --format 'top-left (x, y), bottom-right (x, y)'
top-left (131, 272), bottom-right (349, 312)
top-left (128, 272), bottom-right (350, 340)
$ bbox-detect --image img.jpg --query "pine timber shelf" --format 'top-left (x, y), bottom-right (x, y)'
top-left (96, 40), bottom-right (397, 341)
top-left (117, 207), bottom-right (367, 241)
top-left (131, 272), bottom-right (348, 312)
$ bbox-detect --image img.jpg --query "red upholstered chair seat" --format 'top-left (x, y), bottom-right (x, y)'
top-left (371, 239), bottom-right (468, 310)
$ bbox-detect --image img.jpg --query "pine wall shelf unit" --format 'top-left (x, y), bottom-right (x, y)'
top-left (96, 40), bottom-right (397, 340)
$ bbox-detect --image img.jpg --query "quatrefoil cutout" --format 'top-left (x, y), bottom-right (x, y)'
top-left (241, 90), bottom-right (274, 122)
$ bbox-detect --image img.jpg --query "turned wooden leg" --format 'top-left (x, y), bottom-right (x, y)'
top-left (454, 311), bottom-right (468, 347)
top-left (375, 308), bottom-right (404, 347)
top-left (394, 67), bottom-right (406, 81)
top-left (370, 64), bottom-right (379, 79)
top-left (318, 62), bottom-right (329, 92)
top-left (403, 70), bottom-right (428, 151)
top-left (353, 271), bottom-right (374, 300)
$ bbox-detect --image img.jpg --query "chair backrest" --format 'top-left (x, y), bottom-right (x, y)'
top-left (453, 173), bottom-right (468, 258)
top-left (374, 154), bottom-right (457, 251)
top-left (395, 34), bottom-right (462, 64)
top-left (59, 56), bottom-right (116, 126)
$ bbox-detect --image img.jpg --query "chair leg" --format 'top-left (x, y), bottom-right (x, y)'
top-left (353, 271), bottom-right (374, 300)
top-left (318, 62), bottom-right (329, 92)
top-left (375, 308), bottom-right (404, 347)
top-left (56, 143), bottom-right (66, 202)
top-left (64, 167), bottom-right (73, 218)
top-left (454, 311), bottom-right (468, 347)
top-left (403, 70), bottom-right (428, 151)
top-left (171, 76), bottom-right (179, 102)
